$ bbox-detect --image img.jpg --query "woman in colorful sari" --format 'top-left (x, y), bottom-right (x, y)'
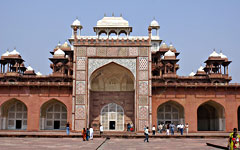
top-left (82, 128), bottom-right (86, 141)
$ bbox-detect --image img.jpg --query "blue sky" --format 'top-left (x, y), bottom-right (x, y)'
top-left (0, 0), bottom-right (239, 82)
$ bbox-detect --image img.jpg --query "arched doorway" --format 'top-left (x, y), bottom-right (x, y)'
top-left (89, 63), bottom-right (135, 131)
top-left (197, 101), bottom-right (225, 131)
top-left (0, 99), bottom-right (27, 130)
top-left (157, 101), bottom-right (184, 125)
top-left (40, 100), bottom-right (67, 130)
top-left (101, 103), bottom-right (124, 131)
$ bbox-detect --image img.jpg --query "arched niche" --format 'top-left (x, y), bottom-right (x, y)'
top-left (40, 99), bottom-right (67, 130)
top-left (89, 62), bottom-right (135, 131)
top-left (197, 100), bottom-right (225, 131)
top-left (0, 99), bottom-right (27, 130)
top-left (90, 62), bottom-right (134, 91)
top-left (157, 100), bottom-right (185, 125)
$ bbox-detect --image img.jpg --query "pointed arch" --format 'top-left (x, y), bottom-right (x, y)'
top-left (40, 99), bottom-right (67, 130)
top-left (157, 100), bottom-right (185, 125)
top-left (90, 62), bottom-right (135, 91)
top-left (197, 100), bottom-right (225, 131)
top-left (0, 98), bottom-right (28, 130)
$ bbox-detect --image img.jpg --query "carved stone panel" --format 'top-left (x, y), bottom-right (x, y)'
top-left (88, 58), bottom-right (136, 79)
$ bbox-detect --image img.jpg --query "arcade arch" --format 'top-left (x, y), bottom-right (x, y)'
top-left (0, 99), bottom-right (27, 130)
top-left (40, 99), bottom-right (67, 130)
top-left (157, 101), bottom-right (184, 125)
top-left (197, 100), bottom-right (225, 131)
top-left (89, 63), bottom-right (135, 131)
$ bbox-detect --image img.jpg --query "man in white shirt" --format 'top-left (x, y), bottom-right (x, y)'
top-left (100, 125), bottom-right (103, 137)
top-left (144, 127), bottom-right (149, 142)
top-left (89, 127), bottom-right (94, 140)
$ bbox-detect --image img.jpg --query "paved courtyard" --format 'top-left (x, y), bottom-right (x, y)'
top-left (0, 137), bottom-right (229, 150)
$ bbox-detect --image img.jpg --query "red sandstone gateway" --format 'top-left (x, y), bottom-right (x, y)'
top-left (0, 16), bottom-right (239, 133)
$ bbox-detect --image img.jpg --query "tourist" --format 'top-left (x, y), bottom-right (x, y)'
top-left (185, 123), bottom-right (189, 135)
top-left (177, 124), bottom-right (180, 132)
top-left (130, 122), bottom-right (134, 132)
top-left (89, 127), bottom-right (94, 140)
top-left (66, 122), bottom-right (70, 135)
top-left (170, 123), bottom-right (175, 135)
top-left (159, 123), bottom-right (163, 133)
top-left (152, 125), bottom-right (156, 135)
top-left (100, 124), bottom-right (103, 137)
top-left (158, 124), bottom-right (161, 133)
top-left (166, 123), bottom-right (170, 135)
top-left (228, 128), bottom-right (240, 150)
top-left (179, 124), bottom-right (184, 135)
top-left (82, 128), bottom-right (86, 141)
top-left (144, 127), bottom-right (149, 142)
top-left (127, 123), bottom-right (130, 131)
top-left (86, 128), bottom-right (90, 141)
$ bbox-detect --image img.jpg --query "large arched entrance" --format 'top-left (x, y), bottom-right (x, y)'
top-left (157, 101), bottom-right (184, 125)
top-left (197, 101), bottom-right (225, 131)
top-left (0, 99), bottom-right (27, 130)
top-left (40, 100), bottom-right (67, 130)
top-left (101, 103), bottom-right (124, 131)
top-left (89, 63), bottom-right (135, 131)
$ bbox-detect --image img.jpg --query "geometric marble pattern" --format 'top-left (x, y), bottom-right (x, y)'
top-left (76, 81), bottom-right (85, 94)
top-left (118, 47), bottom-right (128, 56)
top-left (75, 119), bottom-right (85, 131)
top-left (139, 47), bottom-right (148, 56)
top-left (129, 47), bottom-right (138, 56)
top-left (87, 47), bottom-right (96, 56)
top-left (139, 106), bottom-right (148, 119)
top-left (139, 71), bottom-right (148, 80)
top-left (88, 58), bottom-right (136, 79)
top-left (76, 95), bottom-right (85, 104)
top-left (76, 57), bottom-right (86, 70)
top-left (75, 105), bottom-right (85, 119)
top-left (139, 119), bottom-right (148, 131)
top-left (139, 96), bottom-right (148, 105)
top-left (107, 47), bottom-right (118, 56)
top-left (139, 57), bottom-right (148, 70)
top-left (97, 47), bottom-right (107, 56)
top-left (76, 71), bottom-right (85, 81)
top-left (139, 81), bottom-right (148, 95)
top-left (76, 47), bottom-right (86, 56)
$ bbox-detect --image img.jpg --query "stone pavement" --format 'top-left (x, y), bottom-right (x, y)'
top-left (0, 137), bottom-right (229, 150)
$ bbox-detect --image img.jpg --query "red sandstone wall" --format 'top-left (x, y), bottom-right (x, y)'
top-left (152, 87), bottom-right (240, 132)
top-left (0, 86), bottom-right (72, 131)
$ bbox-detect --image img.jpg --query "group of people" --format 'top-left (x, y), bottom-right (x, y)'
top-left (156, 123), bottom-right (189, 135)
top-left (81, 127), bottom-right (94, 141)
top-left (127, 123), bottom-right (134, 132)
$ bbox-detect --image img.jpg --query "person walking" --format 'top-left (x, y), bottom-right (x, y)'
top-left (89, 127), bottom-right (94, 140)
top-left (82, 128), bottom-right (86, 141)
top-left (86, 128), bottom-right (90, 141)
top-left (144, 127), bottom-right (149, 142)
top-left (100, 124), bottom-right (103, 137)
top-left (66, 122), bottom-right (70, 135)
top-left (179, 124), bottom-right (184, 135)
top-left (152, 125), bottom-right (156, 135)
top-left (228, 128), bottom-right (240, 150)
top-left (185, 123), bottom-right (189, 135)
